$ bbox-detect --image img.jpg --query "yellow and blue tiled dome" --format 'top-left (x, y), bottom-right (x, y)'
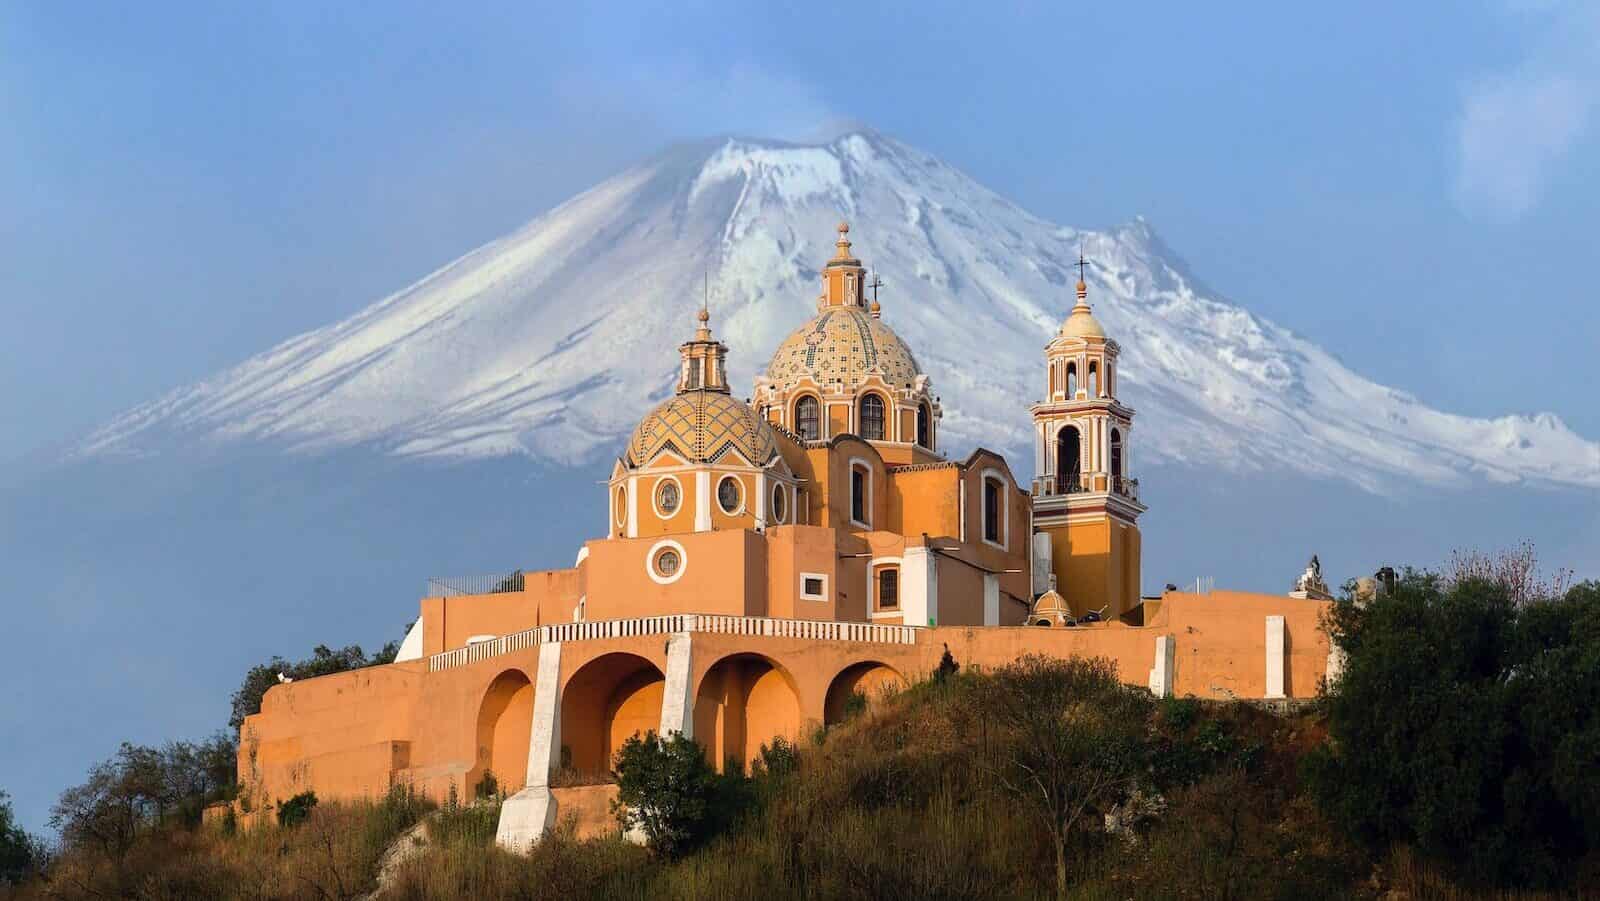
top-left (767, 306), bottom-right (922, 391)
top-left (627, 390), bottom-right (780, 467)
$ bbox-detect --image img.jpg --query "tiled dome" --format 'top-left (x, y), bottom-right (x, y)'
top-left (767, 306), bottom-right (922, 391)
top-left (627, 390), bottom-right (780, 467)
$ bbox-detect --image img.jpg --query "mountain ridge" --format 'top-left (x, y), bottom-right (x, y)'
top-left (74, 130), bottom-right (1600, 492)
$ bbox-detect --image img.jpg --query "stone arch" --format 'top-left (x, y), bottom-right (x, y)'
top-left (560, 652), bottom-right (666, 780)
top-left (470, 669), bottom-right (534, 795)
top-left (694, 653), bottom-right (802, 772)
top-left (824, 660), bottom-right (907, 726)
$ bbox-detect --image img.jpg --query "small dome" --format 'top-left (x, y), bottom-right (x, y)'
top-left (767, 306), bottom-right (922, 391)
top-left (627, 390), bottom-right (780, 467)
top-left (1058, 279), bottom-right (1106, 338)
top-left (1033, 589), bottom-right (1070, 619)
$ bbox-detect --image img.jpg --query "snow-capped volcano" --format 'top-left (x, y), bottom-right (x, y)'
top-left (77, 131), bottom-right (1600, 492)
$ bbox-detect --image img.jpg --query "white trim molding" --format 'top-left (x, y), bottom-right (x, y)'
top-left (646, 538), bottom-right (689, 585)
top-left (799, 571), bottom-right (829, 602)
top-left (868, 556), bottom-right (903, 618)
top-left (978, 466), bottom-right (1011, 551)
top-left (848, 456), bottom-right (874, 528)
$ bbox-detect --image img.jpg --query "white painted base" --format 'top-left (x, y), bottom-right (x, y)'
top-left (1265, 615), bottom-right (1287, 699)
top-left (1148, 635), bottom-right (1175, 698)
top-left (659, 632), bottom-right (694, 738)
top-left (901, 546), bottom-right (939, 627)
top-left (495, 786), bottom-right (558, 852)
top-left (982, 573), bottom-right (1000, 626)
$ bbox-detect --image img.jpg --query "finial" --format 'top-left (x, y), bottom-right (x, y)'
top-left (833, 220), bottom-right (853, 260)
top-left (1073, 247), bottom-right (1091, 308)
top-left (697, 307), bottom-right (709, 323)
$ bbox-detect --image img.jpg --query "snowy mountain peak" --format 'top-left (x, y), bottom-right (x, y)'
top-left (76, 132), bottom-right (1600, 492)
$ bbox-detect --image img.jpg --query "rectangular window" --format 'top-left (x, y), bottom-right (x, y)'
top-left (800, 573), bottom-right (827, 601)
top-left (878, 568), bottom-right (899, 609)
top-left (851, 467), bottom-right (867, 524)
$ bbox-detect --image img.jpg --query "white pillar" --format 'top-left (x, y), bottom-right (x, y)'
top-left (901, 546), bottom-right (939, 627)
top-left (626, 476), bottom-right (639, 538)
top-left (754, 473), bottom-right (767, 530)
top-left (1324, 640), bottom-right (1347, 690)
top-left (658, 632), bottom-right (694, 738)
top-left (496, 641), bottom-right (563, 852)
top-left (1148, 635), bottom-right (1175, 698)
top-left (1031, 532), bottom-right (1053, 597)
top-left (1265, 616), bottom-right (1287, 699)
top-left (982, 573), bottom-right (1000, 626)
top-left (695, 471), bottom-right (712, 532)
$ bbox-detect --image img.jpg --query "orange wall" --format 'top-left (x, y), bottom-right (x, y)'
top-left (241, 591), bottom-right (1333, 811)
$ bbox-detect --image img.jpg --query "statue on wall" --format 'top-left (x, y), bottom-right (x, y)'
top-left (1292, 554), bottom-right (1332, 599)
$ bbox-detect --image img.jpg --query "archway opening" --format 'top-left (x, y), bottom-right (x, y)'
top-left (824, 661), bottom-right (907, 726)
top-left (470, 670), bottom-right (534, 796)
top-left (561, 652), bottom-right (665, 782)
top-left (695, 654), bottom-right (801, 772)
top-left (1057, 425), bottom-right (1082, 493)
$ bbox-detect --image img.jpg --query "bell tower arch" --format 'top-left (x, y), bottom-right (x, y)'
top-left (1029, 260), bottom-right (1146, 620)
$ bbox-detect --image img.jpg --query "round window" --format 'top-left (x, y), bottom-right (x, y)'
top-left (770, 485), bottom-right (787, 523)
top-left (614, 486), bottom-right (627, 525)
top-left (717, 476), bottom-right (742, 514)
top-left (656, 479), bottom-right (680, 515)
top-left (655, 548), bottom-right (680, 577)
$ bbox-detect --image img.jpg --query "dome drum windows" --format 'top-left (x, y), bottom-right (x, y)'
top-left (653, 477), bottom-right (683, 519)
top-left (614, 486), bottom-right (627, 527)
top-left (716, 475), bottom-right (743, 515)
top-left (770, 484), bottom-right (788, 524)
top-left (915, 403), bottom-right (931, 449)
top-left (858, 393), bottom-right (886, 441)
top-left (795, 395), bottom-right (821, 440)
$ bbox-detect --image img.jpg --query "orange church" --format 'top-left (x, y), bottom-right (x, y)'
top-left (239, 223), bottom-right (1338, 848)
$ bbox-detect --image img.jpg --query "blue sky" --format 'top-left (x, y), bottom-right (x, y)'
top-left (3, 2), bottom-right (1599, 462)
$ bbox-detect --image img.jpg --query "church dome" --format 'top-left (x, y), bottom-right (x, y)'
top-left (767, 306), bottom-right (922, 391)
top-left (627, 390), bottom-right (780, 467)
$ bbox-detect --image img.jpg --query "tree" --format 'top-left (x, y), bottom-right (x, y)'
top-left (977, 655), bottom-right (1153, 901)
top-left (611, 731), bottom-right (718, 858)
top-left (1309, 559), bottom-right (1600, 889)
top-left (230, 641), bottom-right (401, 730)
top-left (1, 790), bottom-right (37, 886)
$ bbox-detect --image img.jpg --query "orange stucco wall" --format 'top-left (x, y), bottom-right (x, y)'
top-left (241, 591), bottom-right (1333, 811)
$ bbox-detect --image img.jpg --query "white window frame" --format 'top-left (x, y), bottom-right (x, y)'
top-left (651, 474), bottom-right (685, 520)
top-left (770, 482), bottom-right (788, 524)
top-left (716, 474), bottom-right (745, 515)
top-left (848, 457), bottom-right (873, 529)
top-left (979, 467), bottom-right (1010, 551)
top-left (646, 538), bottom-right (688, 585)
top-left (800, 571), bottom-right (829, 602)
top-left (868, 556), bottom-right (903, 619)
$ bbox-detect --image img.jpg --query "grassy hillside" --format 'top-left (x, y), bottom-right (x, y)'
top-left (0, 662), bottom-right (1569, 901)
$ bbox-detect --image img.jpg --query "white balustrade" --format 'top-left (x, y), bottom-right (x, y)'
top-left (427, 612), bottom-right (917, 671)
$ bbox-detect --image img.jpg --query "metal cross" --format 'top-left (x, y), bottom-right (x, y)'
top-left (867, 270), bottom-right (885, 303)
top-left (1075, 248), bottom-right (1092, 282)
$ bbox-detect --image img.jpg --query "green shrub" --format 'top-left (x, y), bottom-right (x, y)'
top-left (276, 791), bottom-right (318, 828)
top-left (1308, 569), bottom-right (1600, 889)
top-left (612, 731), bottom-right (720, 858)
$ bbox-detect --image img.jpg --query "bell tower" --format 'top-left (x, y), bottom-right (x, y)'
top-left (1029, 260), bottom-right (1146, 620)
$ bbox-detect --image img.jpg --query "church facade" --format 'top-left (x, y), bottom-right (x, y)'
top-left (239, 224), bottom-right (1337, 848)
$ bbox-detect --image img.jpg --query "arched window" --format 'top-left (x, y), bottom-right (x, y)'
top-left (1088, 360), bottom-right (1099, 397)
top-left (850, 464), bottom-right (869, 525)
top-left (915, 403), bottom-right (930, 448)
top-left (1066, 362), bottom-right (1078, 398)
top-left (983, 477), bottom-right (1003, 545)
top-left (795, 396), bottom-right (821, 440)
top-left (859, 394), bottom-right (886, 441)
top-left (1110, 428), bottom-right (1124, 483)
top-left (685, 360), bottom-right (701, 389)
top-left (1057, 426), bottom-right (1082, 493)
top-left (1048, 361), bottom-right (1057, 396)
